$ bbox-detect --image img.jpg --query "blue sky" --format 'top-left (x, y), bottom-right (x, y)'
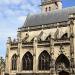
top-left (0, 0), bottom-right (75, 58)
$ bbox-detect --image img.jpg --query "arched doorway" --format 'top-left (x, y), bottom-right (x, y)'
top-left (22, 52), bottom-right (33, 70)
top-left (55, 54), bottom-right (70, 70)
top-left (38, 50), bottom-right (51, 70)
top-left (59, 71), bottom-right (69, 75)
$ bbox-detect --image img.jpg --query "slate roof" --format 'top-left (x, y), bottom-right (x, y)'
top-left (23, 6), bottom-right (75, 27)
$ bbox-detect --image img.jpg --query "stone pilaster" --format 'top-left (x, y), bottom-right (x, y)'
top-left (6, 37), bottom-right (12, 74)
top-left (17, 32), bottom-right (21, 72)
top-left (33, 37), bottom-right (37, 73)
top-left (69, 14), bottom-right (75, 75)
top-left (50, 37), bottom-right (55, 75)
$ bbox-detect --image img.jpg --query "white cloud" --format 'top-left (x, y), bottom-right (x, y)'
top-left (0, 0), bottom-right (40, 58)
top-left (9, 0), bottom-right (22, 4)
top-left (0, 0), bottom-right (9, 4)
top-left (0, 0), bottom-right (74, 58)
top-left (0, 0), bottom-right (22, 5)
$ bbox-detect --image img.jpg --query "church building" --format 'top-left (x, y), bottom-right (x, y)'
top-left (5, 0), bottom-right (75, 75)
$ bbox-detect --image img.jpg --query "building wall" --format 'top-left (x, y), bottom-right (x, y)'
top-left (5, 22), bottom-right (74, 75)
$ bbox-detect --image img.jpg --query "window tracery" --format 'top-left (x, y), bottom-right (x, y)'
top-left (11, 54), bottom-right (17, 70)
top-left (38, 50), bottom-right (51, 70)
top-left (22, 52), bottom-right (33, 70)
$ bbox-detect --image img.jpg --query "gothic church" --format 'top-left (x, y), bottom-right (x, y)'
top-left (5, 0), bottom-right (75, 75)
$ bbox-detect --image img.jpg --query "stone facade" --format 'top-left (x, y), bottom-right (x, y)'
top-left (41, 0), bottom-right (62, 12)
top-left (5, 0), bottom-right (75, 75)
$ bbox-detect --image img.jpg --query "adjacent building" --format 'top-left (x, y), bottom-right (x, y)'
top-left (5, 0), bottom-right (75, 75)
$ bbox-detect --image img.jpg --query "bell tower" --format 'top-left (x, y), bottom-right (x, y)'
top-left (40, 0), bottom-right (62, 12)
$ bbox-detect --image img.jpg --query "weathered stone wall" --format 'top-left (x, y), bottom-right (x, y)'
top-left (5, 24), bottom-right (72, 75)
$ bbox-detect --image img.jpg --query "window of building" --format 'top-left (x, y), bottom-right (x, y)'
top-left (38, 50), bottom-right (51, 70)
top-left (45, 7), bottom-right (47, 12)
top-left (22, 52), bottom-right (33, 70)
top-left (49, 7), bottom-right (51, 11)
top-left (11, 54), bottom-right (17, 70)
top-left (55, 54), bottom-right (70, 70)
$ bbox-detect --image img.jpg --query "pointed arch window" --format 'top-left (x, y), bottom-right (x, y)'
top-left (45, 7), bottom-right (47, 12)
top-left (22, 52), bottom-right (33, 70)
top-left (55, 54), bottom-right (70, 70)
top-left (59, 71), bottom-right (70, 75)
top-left (11, 54), bottom-right (17, 70)
top-left (38, 50), bottom-right (51, 70)
top-left (49, 7), bottom-right (51, 11)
